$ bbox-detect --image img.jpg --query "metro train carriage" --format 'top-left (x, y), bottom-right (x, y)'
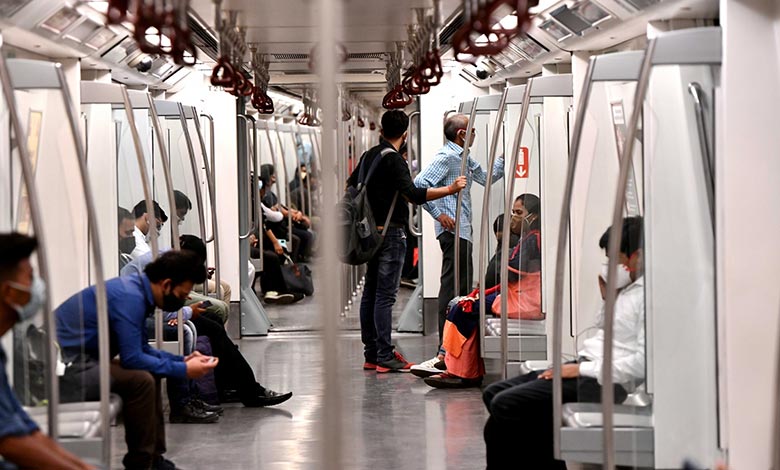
top-left (0, 0), bottom-right (777, 469)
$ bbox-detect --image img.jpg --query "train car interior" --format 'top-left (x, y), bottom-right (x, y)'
top-left (0, 0), bottom-right (778, 469)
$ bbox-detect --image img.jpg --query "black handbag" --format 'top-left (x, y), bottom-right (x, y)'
top-left (281, 256), bottom-right (314, 296)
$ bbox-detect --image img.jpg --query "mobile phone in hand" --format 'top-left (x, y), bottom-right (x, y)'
top-left (200, 300), bottom-right (212, 308)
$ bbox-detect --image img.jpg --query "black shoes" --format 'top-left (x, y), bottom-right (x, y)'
top-left (219, 389), bottom-right (242, 403)
top-left (424, 372), bottom-right (483, 389)
top-left (169, 402), bottom-right (220, 424)
top-left (191, 398), bottom-right (224, 415)
top-left (242, 388), bottom-right (293, 407)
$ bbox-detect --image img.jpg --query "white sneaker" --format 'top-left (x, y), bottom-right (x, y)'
top-left (410, 356), bottom-right (446, 378)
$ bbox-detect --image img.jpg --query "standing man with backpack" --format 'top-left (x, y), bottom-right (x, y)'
top-left (346, 110), bottom-right (467, 373)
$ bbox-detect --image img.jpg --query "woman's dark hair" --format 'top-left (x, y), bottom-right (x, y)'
top-left (179, 235), bottom-right (207, 265)
top-left (516, 193), bottom-right (540, 215)
top-left (144, 251), bottom-right (207, 286)
top-left (380, 110), bottom-right (409, 140)
top-left (0, 233), bottom-right (37, 281)
top-left (516, 193), bottom-right (541, 231)
top-left (599, 216), bottom-right (644, 256)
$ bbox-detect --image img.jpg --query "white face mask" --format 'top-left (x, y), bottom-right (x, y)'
top-left (6, 276), bottom-right (46, 322)
top-left (599, 260), bottom-right (633, 290)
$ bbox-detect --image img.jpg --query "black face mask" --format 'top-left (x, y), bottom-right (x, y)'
top-left (162, 288), bottom-right (186, 312)
top-left (119, 236), bottom-right (136, 254)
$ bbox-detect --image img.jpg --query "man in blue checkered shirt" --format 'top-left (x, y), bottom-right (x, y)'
top-left (412, 114), bottom-right (504, 376)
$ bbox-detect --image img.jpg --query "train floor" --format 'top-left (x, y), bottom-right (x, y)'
top-left (109, 332), bottom-right (488, 470)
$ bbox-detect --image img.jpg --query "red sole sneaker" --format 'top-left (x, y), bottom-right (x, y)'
top-left (363, 362), bottom-right (377, 370)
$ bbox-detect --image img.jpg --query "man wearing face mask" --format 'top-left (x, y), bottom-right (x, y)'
top-left (412, 113), bottom-right (505, 377)
top-left (56, 251), bottom-right (218, 470)
top-left (347, 110), bottom-right (467, 373)
top-left (481, 217), bottom-right (645, 469)
top-left (131, 200), bottom-right (168, 260)
top-left (0, 233), bottom-right (95, 470)
top-left (119, 206), bottom-right (136, 270)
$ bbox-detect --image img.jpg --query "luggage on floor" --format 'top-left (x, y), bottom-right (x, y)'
top-left (193, 336), bottom-right (220, 405)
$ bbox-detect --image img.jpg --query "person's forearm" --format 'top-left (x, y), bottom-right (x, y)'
top-left (425, 185), bottom-right (455, 201)
top-left (266, 230), bottom-right (280, 244)
top-left (0, 432), bottom-right (89, 470)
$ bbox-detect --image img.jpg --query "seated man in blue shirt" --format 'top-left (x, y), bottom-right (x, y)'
top-left (56, 251), bottom-right (218, 470)
top-left (0, 233), bottom-right (92, 470)
top-left (122, 236), bottom-right (292, 408)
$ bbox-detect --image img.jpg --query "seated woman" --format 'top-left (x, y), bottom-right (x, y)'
top-left (424, 194), bottom-right (541, 389)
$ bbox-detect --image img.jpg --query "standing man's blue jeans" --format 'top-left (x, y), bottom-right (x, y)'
top-left (360, 227), bottom-right (407, 363)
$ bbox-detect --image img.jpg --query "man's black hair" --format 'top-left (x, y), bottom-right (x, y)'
top-left (399, 142), bottom-right (408, 155)
top-left (118, 207), bottom-right (133, 227)
top-left (260, 164), bottom-right (275, 180)
top-left (132, 200), bottom-right (168, 223)
top-left (380, 110), bottom-right (409, 140)
top-left (599, 216), bottom-right (644, 256)
top-left (144, 250), bottom-right (207, 286)
top-left (179, 235), bottom-right (207, 265)
top-left (0, 233), bottom-right (37, 281)
top-left (173, 190), bottom-right (192, 212)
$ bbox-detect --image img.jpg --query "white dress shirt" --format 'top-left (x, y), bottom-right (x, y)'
top-left (130, 225), bottom-right (151, 259)
top-left (578, 276), bottom-right (645, 386)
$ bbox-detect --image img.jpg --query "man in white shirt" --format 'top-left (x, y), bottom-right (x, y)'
top-left (130, 200), bottom-right (168, 259)
top-left (482, 216), bottom-right (644, 469)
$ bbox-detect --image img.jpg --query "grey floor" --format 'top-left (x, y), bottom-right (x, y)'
top-left (110, 281), bottom-right (492, 470)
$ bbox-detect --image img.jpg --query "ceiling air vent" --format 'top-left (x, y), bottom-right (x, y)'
top-left (439, 9), bottom-right (466, 53)
top-left (273, 53), bottom-right (309, 61)
top-left (347, 52), bottom-right (386, 61)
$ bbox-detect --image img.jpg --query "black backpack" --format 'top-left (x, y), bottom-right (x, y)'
top-left (338, 147), bottom-right (399, 265)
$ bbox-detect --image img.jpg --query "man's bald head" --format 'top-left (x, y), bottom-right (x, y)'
top-left (444, 114), bottom-right (469, 143)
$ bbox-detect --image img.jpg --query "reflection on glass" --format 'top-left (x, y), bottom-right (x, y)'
top-left (540, 19), bottom-right (572, 41)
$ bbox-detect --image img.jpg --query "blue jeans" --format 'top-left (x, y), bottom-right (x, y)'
top-left (360, 227), bottom-right (406, 363)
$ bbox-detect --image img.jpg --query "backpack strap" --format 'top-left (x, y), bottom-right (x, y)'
top-left (358, 147), bottom-right (395, 189)
top-left (380, 191), bottom-right (399, 237)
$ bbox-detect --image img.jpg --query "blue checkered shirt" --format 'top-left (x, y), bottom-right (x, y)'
top-left (414, 141), bottom-right (504, 242)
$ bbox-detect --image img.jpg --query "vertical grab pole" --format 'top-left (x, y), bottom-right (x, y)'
top-left (407, 111), bottom-right (423, 237)
top-left (317, 0), bottom-right (343, 466)
top-left (552, 58), bottom-right (597, 459)
top-left (275, 126), bottom-right (295, 245)
top-left (478, 87), bottom-right (509, 359)
top-left (601, 40), bottom-right (655, 470)
top-left (0, 54), bottom-right (59, 444)
top-left (194, 113), bottom-right (223, 298)
top-left (176, 105), bottom-right (209, 294)
top-left (453, 98), bottom-right (479, 296)
top-left (247, 116), bottom-right (263, 272)
top-left (148, 97), bottom-right (183, 355)
top-left (55, 64), bottom-right (112, 464)
top-left (498, 84), bottom-right (532, 378)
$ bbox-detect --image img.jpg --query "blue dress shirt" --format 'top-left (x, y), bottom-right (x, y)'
top-left (414, 141), bottom-right (504, 242)
top-left (55, 274), bottom-right (187, 379)
top-left (119, 250), bottom-right (193, 322)
top-left (0, 346), bottom-right (39, 446)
